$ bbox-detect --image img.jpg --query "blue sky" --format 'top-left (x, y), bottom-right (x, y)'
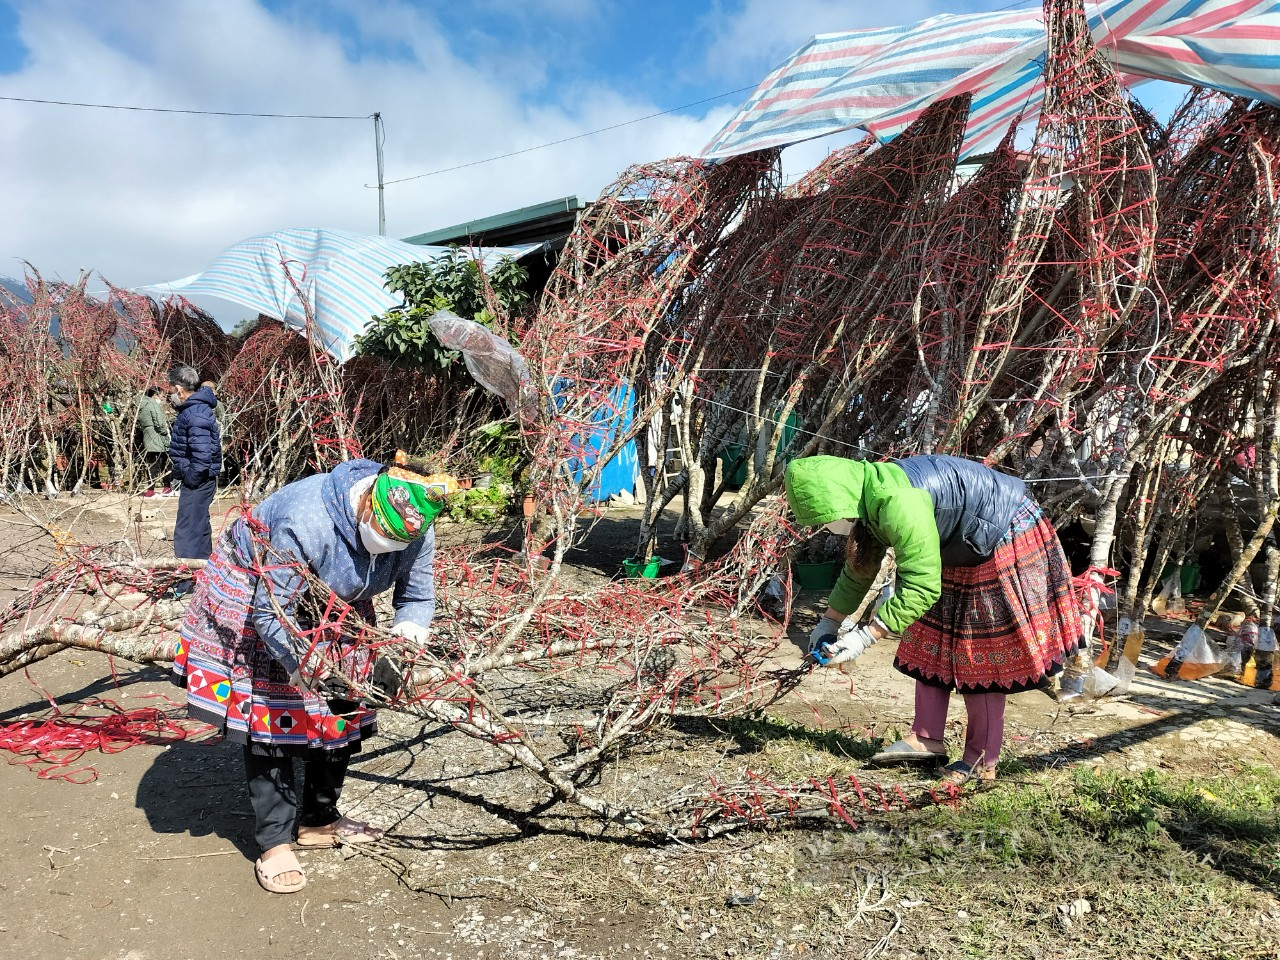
top-left (0, 0), bottom-right (1188, 305)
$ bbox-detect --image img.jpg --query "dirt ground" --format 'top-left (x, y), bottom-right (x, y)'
top-left (1, 491), bottom-right (1278, 960)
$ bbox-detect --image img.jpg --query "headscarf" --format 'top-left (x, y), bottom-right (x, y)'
top-left (370, 451), bottom-right (460, 542)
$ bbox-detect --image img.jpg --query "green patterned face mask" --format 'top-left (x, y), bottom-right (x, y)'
top-left (370, 460), bottom-right (459, 542)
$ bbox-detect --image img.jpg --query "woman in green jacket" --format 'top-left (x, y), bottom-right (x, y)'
top-left (784, 455), bottom-right (1084, 782)
top-left (134, 386), bottom-right (172, 496)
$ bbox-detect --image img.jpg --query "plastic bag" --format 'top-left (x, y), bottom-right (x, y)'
top-left (1150, 573), bottom-right (1184, 617)
top-left (1114, 616), bottom-right (1146, 668)
top-left (1108, 655), bottom-right (1137, 696)
top-left (1258, 623), bottom-right (1277, 653)
top-left (1058, 652), bottom-right (1090, 700)
top-left (427, 310), bottom-right (537, 419)
top-left (1219, 618), bottom-right (1255, 678)
top-left (1238, 625), bottom-right (1280, 690)
top-left (1083, 664), bottom-right (1120, 698)
top-left (1151, 624), bottom-right (1222, 680)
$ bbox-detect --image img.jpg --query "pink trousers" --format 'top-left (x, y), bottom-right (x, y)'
top-left (910, 681), bottom-right (1006, 770)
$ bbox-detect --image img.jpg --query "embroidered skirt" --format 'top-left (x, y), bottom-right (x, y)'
top-left (894, 497), bottom-right (1084, 694)
top-left (172, 528), bottom-right (377, 751)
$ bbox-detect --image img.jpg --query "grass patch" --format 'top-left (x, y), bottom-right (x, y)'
top-left (1068, 765), bottom-right (1280, 889)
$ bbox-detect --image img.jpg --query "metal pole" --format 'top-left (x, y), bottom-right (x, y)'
top-left (374, 112), bottom-right (386, 236)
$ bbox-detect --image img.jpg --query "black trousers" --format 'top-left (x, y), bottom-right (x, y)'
top-left (243, 743), bottom-right (354, 851)
top-left (142, 451), bottom-right (169, 488)
top-left (173, 477), bottom-right (216, 559)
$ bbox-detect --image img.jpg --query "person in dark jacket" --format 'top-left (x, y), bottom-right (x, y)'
top-left (172, 453), bottom-right (459, 894)
top-left (168, 365), bottom-right (222, 560)
top-left (784, 455), bottom-right (1084, 782)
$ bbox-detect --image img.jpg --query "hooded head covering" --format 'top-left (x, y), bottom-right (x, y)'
top-left (370, 451), bottom-right (460, 542)
top-left (783, 456), bottom-right (869, 527)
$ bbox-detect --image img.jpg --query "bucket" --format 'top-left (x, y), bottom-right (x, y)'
top-left (792, 560), bottom-right (839, 590)
top-left (1180, 563), bottom-right (1201, 594)
top-left (622, 556), bottom-right (661, 580)
top-left (718, 444), bottom-right (747, 488)
top-left (1158, 562), bottom-right (1202, 595)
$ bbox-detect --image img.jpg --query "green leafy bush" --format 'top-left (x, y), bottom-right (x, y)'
top-left (445, 483), bottom-right (511, 522)
top-left (353, 247), bottom-right (530, 371)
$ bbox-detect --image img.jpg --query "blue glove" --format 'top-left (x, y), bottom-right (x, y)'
top-left (808, 617), bottom-right (840, 659)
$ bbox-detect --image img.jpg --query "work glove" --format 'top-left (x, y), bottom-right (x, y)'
top-left (813, 623), bottom-right (879, 667)
top-left (391, 621), bottom-right (431, 648)
top-left (293, 657), bottom-right (403, 704)
top-left (370, 656), bottom-right (406, 702)
top-left (808, 617), bottom-right (841, 657)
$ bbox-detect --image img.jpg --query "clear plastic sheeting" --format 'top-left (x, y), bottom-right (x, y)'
top-left (1153, 623), bottom-right (1223, 681)
top-left (427, 310), bottom-right (535, 419)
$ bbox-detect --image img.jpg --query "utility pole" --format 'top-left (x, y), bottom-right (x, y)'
top-left (374, 112), bottom-right (386, 236)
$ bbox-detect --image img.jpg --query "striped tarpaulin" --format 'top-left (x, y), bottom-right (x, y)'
top-left (864, 0), bottom-right (1279, 155)
top-left (703, 0), bottom-right (1280, 160)
top-left (139, 228), bottom-right (532, 362)
top-left (1115, 0), bottom-right (1280, 102)
top-left (701, 23), bottom-right (918, 158)
top-left (702, 10), bottom-right (1043, 158)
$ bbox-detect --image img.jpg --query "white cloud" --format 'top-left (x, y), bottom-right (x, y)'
top-left (0, 0), bottom-right (732, 303)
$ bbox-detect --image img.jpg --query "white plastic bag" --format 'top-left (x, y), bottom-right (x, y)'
top-left (1108, 656), bottom-right (1137, 696)
top-left (1257, 624), bottom-right (1277, 653)
top-left (1151, 573), bottom-right (1184, 617)
top-left (1084, 664), bottom-right (1119, 698)
top-left (1155, 623), bottom-right (1222, 680)
top-left (1221, 619), bottom-right (1256, 677)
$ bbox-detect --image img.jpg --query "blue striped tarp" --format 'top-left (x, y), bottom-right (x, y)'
top-left (703, 0), bottom-right (1280, 160)
top-left (140, 227), bottom-right (533, 361)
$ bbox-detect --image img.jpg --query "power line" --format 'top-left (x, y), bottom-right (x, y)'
top-left (0, 94), bottom-right (369, 120)
top-left (379, 85), bottom-right (759, 186)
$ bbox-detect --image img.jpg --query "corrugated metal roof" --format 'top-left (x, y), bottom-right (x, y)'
top-left (404, 196), bottom-right (586, 248)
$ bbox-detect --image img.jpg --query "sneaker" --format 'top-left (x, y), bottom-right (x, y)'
top-left (159, 486), bottom-right (177, 498)
top-left (142, 488), bottom-right (157, 498)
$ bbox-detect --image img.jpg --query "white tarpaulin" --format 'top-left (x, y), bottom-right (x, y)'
top-left (140, 227), bottom-right (534, 361)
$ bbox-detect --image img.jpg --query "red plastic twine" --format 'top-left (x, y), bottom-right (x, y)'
top-left (0, 695), bottom-right (201, 784)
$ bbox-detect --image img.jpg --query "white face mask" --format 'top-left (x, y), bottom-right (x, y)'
top-left (359, 519), bottom-right (410, 554)
top-left (169, 391), bottom-right (182, 406)
top-left (823, 519), bottom-right (854, 536)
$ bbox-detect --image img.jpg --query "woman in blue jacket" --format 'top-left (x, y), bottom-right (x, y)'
top-left (167, 365), bottom-right (222, 560)
top-left (174, 452), bottom-right (458, 894)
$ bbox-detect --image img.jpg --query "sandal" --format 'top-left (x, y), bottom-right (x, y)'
top-left (296, 815), bottom-right (384, 848)
top-left (937, 759), bottom-right (997, 785)
top-left (869, 739), bottom-right (947, 766)
top-left (255, 849), bottom-right (307, 894)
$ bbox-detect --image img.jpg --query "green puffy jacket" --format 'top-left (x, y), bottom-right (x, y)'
top-left (783, 456), bottom-right (941, 633)
top-left (133, 392), bottom-right (170, 454)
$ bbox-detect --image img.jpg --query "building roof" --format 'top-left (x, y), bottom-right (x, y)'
top-left (403, 196), bottom-right (586, 249)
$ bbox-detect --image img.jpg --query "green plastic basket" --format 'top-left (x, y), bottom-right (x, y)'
top-left (622, 556), bottom-right (661, 579)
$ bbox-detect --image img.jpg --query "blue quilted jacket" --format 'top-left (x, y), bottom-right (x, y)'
top-left (169, 386), bottom-right (222, 487)
top-left (894, 455), bottom-right (1027, 566)
top-left (231, 459), bottom-right (436, 673)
